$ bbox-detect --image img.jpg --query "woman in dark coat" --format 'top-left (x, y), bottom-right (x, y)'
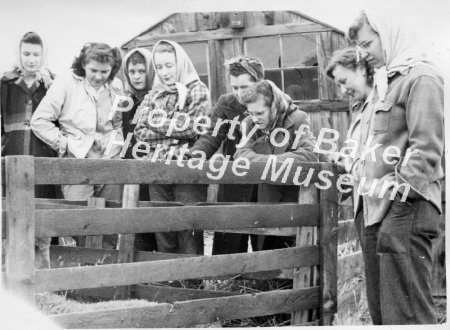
top-left (1, 32), bottom-right (57, 269)
top-left (1, 31), bottom-right (56, 190)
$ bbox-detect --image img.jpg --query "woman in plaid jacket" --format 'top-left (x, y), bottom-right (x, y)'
top-left (134, 40), bottom-right (210, 255)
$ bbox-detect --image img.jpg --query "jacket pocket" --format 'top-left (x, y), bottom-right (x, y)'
top-left (373, 101), bottom-right (392, 134)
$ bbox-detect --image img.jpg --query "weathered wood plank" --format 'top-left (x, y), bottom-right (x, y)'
top-left (1, 200), bottom-right (186, 239)
top-left (49, 246), bottom-right (198, 268)
top-left (338, 219), bottom-right (359, 245)
top-left (292, 185), bottom-right (318, 324)
top-left (338, 204), bottom-right (354, 221)
top-left (132, 22), bottom-right (332, 46)
top-left (84, 197), bottom-right (105, 249)
top-left (50, 287), bottom-right (320, 328)
top-left (35, 246), bottom-right (320, 292)
top-left (217, 227), bottom-right (297, 236)
top-left (338, 251), bottom-right (364, 285)
top-left (115, 185), bottom-right (139, 299)
top-left (241, 268), bottom-right (294, 280)
top-left (134, 284), bottom-right (239, 303)
top-left (295, 100), bottom-right (349, 112)
top-left (31, 158), bottom-right (322, 185)
top-left (64, 284), bottom-right (239, 302)
top-left (196, 12), bottom-right (215, 31)
top-left (35, 203), bottom-right (320, 237)
top-left (317, 32), bottom-right (336, 101)
top-left (318, 162), bottom-right (339, 325)
top-left (207, 40), bottom-right (219, 103)
top-left (4, 156), bottom-right (35, 301)
top-left (48, 245), bottom-right (297, 280)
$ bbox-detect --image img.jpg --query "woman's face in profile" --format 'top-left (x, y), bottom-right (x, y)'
top-left (20, 42), bottom-right (42, 75)
top-left (332, 64), bottom-right (369, 100)
top-left (83, 60), bottom-right (112, 88)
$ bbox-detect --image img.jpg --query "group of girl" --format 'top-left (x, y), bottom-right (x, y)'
top-left (1, 31), bottom-right (372, 267)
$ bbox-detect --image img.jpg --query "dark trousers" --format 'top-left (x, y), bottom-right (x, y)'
top-left (355, 195), bottom-right (440, 325)
top-left (134, 184), bottom-right (158, 252)
top-left (149, 184), bottom-right (207, 255)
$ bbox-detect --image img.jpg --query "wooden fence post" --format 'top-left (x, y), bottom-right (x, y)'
top-left (5, 156), bottom-right (35, 301)
top-left (85, 198), bottom-right (105, 248)
top-left (291, 185), bottom-right (318, 324)
top-left (318, 163), bottom-right (338, 325)
top-left (115, 184), bottom-right (139, 299)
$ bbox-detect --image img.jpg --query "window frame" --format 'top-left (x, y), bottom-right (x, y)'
top-left (243, 33), bottom-right (320, 101)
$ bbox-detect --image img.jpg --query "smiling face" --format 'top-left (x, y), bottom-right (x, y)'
top-left (355, 22), bottom-right (385, 68)
top-left (246, 94), bottom-right (271, 130)
top-left (20, 42), bottom-right (42, 74)
top-left (332, 64), bottom-right (369, 100)
top-left (83, 60), bottom-right (112, 88)
top-left (230, 73), bottom-right (258, 105)
top-left (128, 62), bottom-right (147, 91)
top-left (154, 51), bottom-right (177, 86)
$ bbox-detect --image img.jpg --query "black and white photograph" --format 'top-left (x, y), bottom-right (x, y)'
top-left (0, 0), bottom-right (448, 328)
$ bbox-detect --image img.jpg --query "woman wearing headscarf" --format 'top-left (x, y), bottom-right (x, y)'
top-left (234, 80), bottom-right (318, 250)
top-left (122, 48), bottom-right (155, 159)
top-left (134, 40), bottom-right (210, 255)
top-left (1, 32), bottom-right (55, 173)
top-left (121, 48), bottom-right (157, 251)
top-left (346, 10), bottom-right (444, 325)
top-left (1, 32), bottom-right (57, 269)
top-left (188, 55), bottom-right (265, 255)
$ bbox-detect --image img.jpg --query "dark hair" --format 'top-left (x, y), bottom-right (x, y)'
top-left (127, 51), bottom-right (146, 67)
top-left (347, 11), bottom-right (375, 42)
top-left (20, 32), bottom-right (43, 46)
top-left (228, 56), bottom-right (264, 81)
top-left (325, 47), bottom-right (374, 84)
top-left (240, 81), bottom-right (273, 106)
top-left (71, 43), bottom-right (122, 82)
top-left (154, 41), bottom-right (176, 54)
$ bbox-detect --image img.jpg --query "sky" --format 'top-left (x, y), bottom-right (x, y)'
top-left (1, 0), bottom-right (449, 75)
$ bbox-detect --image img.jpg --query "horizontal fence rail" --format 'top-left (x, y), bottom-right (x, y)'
top-left (2, 201), bottom-right (317, 239)
top-left (1, 157), bottom-right (324, 185)
top-left (50, 287), bottom-right (321, 328)
top-left (34, 204), bottom-right (319, 237)
top-left (34, 246), bottom-right (319, 292)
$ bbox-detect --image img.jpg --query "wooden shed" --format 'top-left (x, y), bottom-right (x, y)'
top-left (122, 11), bottom-right (350, 148)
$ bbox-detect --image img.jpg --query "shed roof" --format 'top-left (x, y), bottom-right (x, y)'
top-left (121, 10), bottom-right (344, 49)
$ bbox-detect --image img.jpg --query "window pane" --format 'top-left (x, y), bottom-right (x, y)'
top-left (264, 70), bottom-right (282, 90)
top-left (284, 67), bottom-right (319, 100)
top-left (181, 42), bottom-right (208, 74)
top-left (282, 34), bottom-right (318, 67)
top-left (245, 36), bottom-right (280, 68)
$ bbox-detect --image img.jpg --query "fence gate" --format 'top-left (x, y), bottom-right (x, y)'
top-left (2, 156), bottom-right (338, 328)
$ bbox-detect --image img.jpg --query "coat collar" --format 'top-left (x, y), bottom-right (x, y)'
top-left (229, 94), bottom-right (247, 114)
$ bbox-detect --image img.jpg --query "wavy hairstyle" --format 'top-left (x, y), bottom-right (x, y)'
top-left (71, 43), bottom-right (122, 82)
top-left (325, 47), bottom-right (374, 85)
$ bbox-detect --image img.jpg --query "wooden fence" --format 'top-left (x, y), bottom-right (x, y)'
top-left (2, 155), bottom-right (339, 328)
